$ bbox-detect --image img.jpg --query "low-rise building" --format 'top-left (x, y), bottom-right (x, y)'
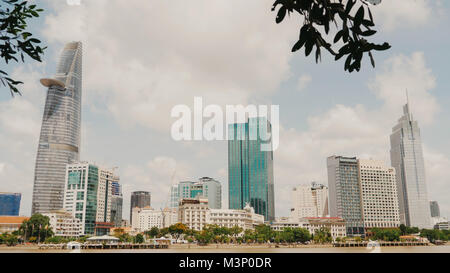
top-left (303, 217), bottom-right (347, 239)
top-left (209, 203), bottom-right (264, 230)
top-left (131, 207), bottom-right (164, 232)
top-left (0, 216), bottom-right (28, 233)
top-left (178, 197), bottom-right (210, 231)
top-left (42, 209), bottom-right (82, 237)
top-left (270, 217), bottom-right (347, 240)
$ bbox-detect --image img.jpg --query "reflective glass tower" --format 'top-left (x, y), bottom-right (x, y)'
top-left (390, 102), bottom-right (431, 228)
top-left (31, 42), bottom-right (83, 214)
top-left (228, 117), bottom-right (275, 221)
top-left (0, 192), bottom-right (21, 216)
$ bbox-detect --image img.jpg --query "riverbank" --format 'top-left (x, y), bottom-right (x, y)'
top-left (1, 242), bottom-right (448, 252)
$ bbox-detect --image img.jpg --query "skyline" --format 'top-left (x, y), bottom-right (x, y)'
top-left (0, 0), bottom-right (449, 221)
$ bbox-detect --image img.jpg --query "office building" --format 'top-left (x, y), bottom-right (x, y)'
top-left (228, 117), bottom-right (275, 221)
top-left (42, 209), bottom-right (82, 237)
top-left (430, 201), bottom-right (440, 218)
top-left (63, 162), bottom-right (120, 235)
top-left (170, 177), bottom-right (222, 209)
top-left (327, 156), bottom-right (364, 236)
top-left (358, 159), bottom-right (400, 229)
top-left (290, 182), bottom-right (328, 221)
top-left (32, 42), bottom-right (83, 214)
top-left (390, 101), bottom-right (432, 229)
top-left (130, 191), bottom-right (151, 224)
top-left (270, 217), bottom-right (346, 240)
top-left (110, 182), bottom-right (123, 227)
top-left (0, 192), bottom-right (21, 216)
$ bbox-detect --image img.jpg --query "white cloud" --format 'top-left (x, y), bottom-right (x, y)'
top-left (372, 0), bottom-right (436, 31)
top-left (41, 0), bottom-right (296, 132)
top-left (273, 51), bottom-right (449, 218)
top-left (297, 74), bottom-right (312, 92)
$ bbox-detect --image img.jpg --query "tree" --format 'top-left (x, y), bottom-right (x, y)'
top-left (399, 224), bottom-right (407, 235)
top-left (145, 227), bottom-right (159, 238)
top-left (313, 227), bottom-right (332, 244)
top-left (272, 0), bottom-right (390, 72)
top-left (19, 214), bottom-right (53, 243)
top-left (168, 223), bottom-right (187, 241)
top-left (0, 0), bottom-right (46, 95)
top-left (134, 233), bottom-right (145, 244)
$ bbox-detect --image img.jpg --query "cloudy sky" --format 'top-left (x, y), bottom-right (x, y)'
top-left (0, 0), bottom-right (449, 221)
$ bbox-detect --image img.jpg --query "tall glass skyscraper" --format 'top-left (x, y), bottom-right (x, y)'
top-left (31, 42), bottom-right (83, 214)
top-left (0, 192), bottom-right (21, 216)
top-left (228, 117), bottom-right (275, 221)
top-left (130, 191), bottom-right (151, 224)
top-left (390, 102), bottom-right (431, 228)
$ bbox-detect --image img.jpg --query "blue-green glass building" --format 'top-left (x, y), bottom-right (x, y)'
top-left (0, 192), bottom-right (21, 216)
top-left (228, 117), bottom-right (275, 221)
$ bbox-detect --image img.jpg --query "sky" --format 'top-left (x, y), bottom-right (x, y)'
top-left (0, 0), bottom-right (449, 221)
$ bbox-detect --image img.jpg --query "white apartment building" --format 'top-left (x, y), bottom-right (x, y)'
top-left (131, 207), bottom-right (179, 232)
top-left (290, 182), bottom-right (329, 221)
top-left (96, 168), bottom-right (119, 223)
top-left (132, 207), bottom-right (163, 232)
top-left (42, 209), bottom-right (82, 237)
top-left (209, 203), bottom-right (264, 230)
top-left (178, 198), bottom-right (210, 231)
top-left (358, 159), bottom-right (401, 229)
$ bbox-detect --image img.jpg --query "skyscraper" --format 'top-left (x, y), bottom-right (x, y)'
top-left (228, 117), bottom-right (275, 221)
top-left (358, 159), bottom-right (400, 229)
top-left (290, 182), bottom-right (329, 222)
top-left (327, 156), bottom-right (364, 236)
top-left (110, 182), bottom-right (123, 227)
top-left (0, 193), bottom-right (21, 216)
top-left (169, 177), bottom-right (222, 209)
top-left (31, 42), bottom-right (83, 214)
top-left (390, 102), bottom-right (431, 228)
top-left (430, 201), bottom-right (440, 218)
top-left (130, 191), bottom-right (151, 224)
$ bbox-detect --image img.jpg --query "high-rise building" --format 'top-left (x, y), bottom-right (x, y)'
top-left (169, 177), bottom-right (222, 209)
top-left (430, 201), bottom-right (440, 218)
top-left (63, 162), bottom-right (99, 235)
top-left (290, 182), bottom-right (329, 222)
top-left (327, 156), bottom-right (364, 236)
top-left (390, 102), bottom-right (432, 228)
top-left (32, 42), bottom-right (83, 214)
top-left (178, 197), bottom-right (210, 231)
top-left (228, 117), bottom-right (275, 221)
top-left (0, 192), bottom-right (21, 216)
top-left (130, 191), bottom-right (151, 224)
top-left (358, 159), bottom-right (400, 229)
top-left (110, 182), bottom-right (123, 227)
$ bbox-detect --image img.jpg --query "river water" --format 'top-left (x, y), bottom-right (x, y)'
top-left (1, 245), bottom-right (449, 253)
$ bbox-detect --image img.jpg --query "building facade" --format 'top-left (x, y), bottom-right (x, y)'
top-left (430, 201), bottom-right (440, 218)
top-left (63, 162), bottom-right (99, 235)
top-left (290, 182), bottom-right (328, 221)
top-left (32, 42), bottom-right (83, 214)
top-left (0, 192), bottom-right (21, 216)
top-left (358, 159), bottom-right (400, 229)
top-left (390, 102), bottom-right (431, 228)
top-left (228, 117), bottom-right (275, 221)
top-left (178, 198), bottom-right (210, 231)
top-left (170, 177), bottom-right (222, 209)
top-left (131, 207), bottom-right (164, 232)
top-left (0, 216), bottom-right (29, 234)
top-left (270, 217), bottom-right (346, 240)
top-left (110, 182), bottom-right (123, 227)
top-left (209, 204), bottom-right (265, 230)
top-left (327, 156), bottom-right (364, 236)
top-left (42, 209), bottom-right (82, 237)
top-left (130, 191), bottom-right (151, 224)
